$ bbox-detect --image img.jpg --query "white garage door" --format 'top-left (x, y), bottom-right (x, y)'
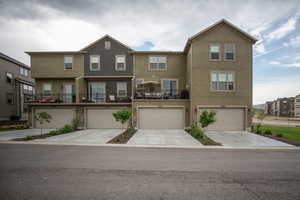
top-left (198, 108), bottom-right (245, 131)
top-left (87, 109), bottom-right (122, 129)
top-left (139, 107), bottom-right (184, 129)
top-left (35, 108), bottom-right (75, 129)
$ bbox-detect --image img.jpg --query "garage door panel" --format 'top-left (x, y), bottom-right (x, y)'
top-left (198, 108), bottom-right (244, 131)
top-left (87, 109), bottom-right (122, 129)
top-left (35, 108), bottom-right (75, 129)
top-left (139, 108), bottom-right (184, 129)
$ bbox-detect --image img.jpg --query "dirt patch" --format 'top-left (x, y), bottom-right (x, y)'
top-left (13, 133), bottom-right (53, 141)
top-left (251, 132), bottom-right (300, 146)
top-left (107, 128), bottom-right (137, 144)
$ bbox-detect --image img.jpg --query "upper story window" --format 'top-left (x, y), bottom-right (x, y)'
top-left (64, 56), bottom-right (73, 70)
top-left (20, 67), bottom-right (28, 76)
top-left (209, 44), bottom-right (221, 61)
top-left (115, 55), bottom-right (126, 71)
top-left (117, 82), bottom-right (127, 97)
top-left (149, 56), bottom-right (167, 70)
top-left (211, 72), bottom-right (235, 91)
top-left (43, 83), bottom-right (52, 96)
top-left (90, 55), bottom-right (100, 71)
top-left (105, 41), bottom-right (111, 50)
top-left (5, 72), bottom-right (13, 83)
top-left (224, 43), bottom-right (236, 61)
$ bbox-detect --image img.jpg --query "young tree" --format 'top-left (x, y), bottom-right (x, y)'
top-left (199, 110), bottom-right (217, 129)
top-left (112, 108), bottom-right (132, 131)
top-left (35, 112), bottom-right (52, 135)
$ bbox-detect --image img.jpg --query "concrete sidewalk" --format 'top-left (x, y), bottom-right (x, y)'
top-left (128, 129), bottom-right (202, 146)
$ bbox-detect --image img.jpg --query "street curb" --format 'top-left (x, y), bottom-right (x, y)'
top-left (0, 141), bottom-right (299, 150)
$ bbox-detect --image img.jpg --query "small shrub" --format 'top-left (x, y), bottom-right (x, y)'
top-left (49, 130), bottom-right (59, 135)
top-left (255, 124), bottom-right (261, 134)
top-left (190, 126), bottom-right (204, 139)
top-left (72, 118), bottom-right (80, 130)
top-left (264, 129), bottom-right (272, 135)
top-left (250, 125), bottom-right (255, 132)
top-left (276, 133), bottom-right (283, 138)
top-left (58, 124), bottom-right (74, 134)
top-left (25, 135), bottom-right (33, 140)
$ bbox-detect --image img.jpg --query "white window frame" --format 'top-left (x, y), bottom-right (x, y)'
top-left (161, 79), bottom-right (178, 95)
top-left (115, 55), bottom-right (126, 71)
top-left (5, 72), bottom-right (13, 83)
top-left (210, 71), bottom-right (235, 92)
top-left (20, 68), bottom-right (28, 76)
top-left (105, 41), bottom-right (111, 50)
top-left (90, 55), bottom-right (100, 71)
top-left (224, 43), bottom-right (236, 61)
top-left (148, 56), bottom-right (167, 71)
top-left (117, 82), bottom-right (127, 97)
top-left (43, 83), bottom-right (52, 96)
top-left (209, 43), bottom-right (221, 61)
top-left (64, 56), bottom-right (73, 70)
top-left (135, 78), bottom-right (144, 89)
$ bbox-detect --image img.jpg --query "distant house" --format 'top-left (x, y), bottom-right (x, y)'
top-left (295, 95), bottom-right (300, 117)
top-left (0, 52), bottom-right (34, 120)
top-left (265, 97), bottom-right (295, 118)
top-left (264, 101), bottom-right (273, 115)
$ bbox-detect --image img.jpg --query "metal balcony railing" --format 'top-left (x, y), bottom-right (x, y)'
top-left (26, 93), bottom-right (76, 103)
top-left (79, 93), bottom-right (131, 103)
top-left (134, 88), bottom-right (189, 100)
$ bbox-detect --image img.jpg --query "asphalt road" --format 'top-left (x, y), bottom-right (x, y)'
top-left (0, 144), bottom-right (300, 200)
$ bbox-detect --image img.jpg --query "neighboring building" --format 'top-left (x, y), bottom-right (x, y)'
top-left (264, 101), bottom-right (273, 115)
top-left (276, 97), bottom-right (295, 117)
top-left (0, 52), bottom-right (34, 120)
top-left (27, 19), bottom-right (257, 131)
top-left (294, 95), bottom-right (300, 117)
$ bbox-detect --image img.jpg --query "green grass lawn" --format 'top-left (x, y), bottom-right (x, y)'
top-left (258, 124), bottom-right (300, 142)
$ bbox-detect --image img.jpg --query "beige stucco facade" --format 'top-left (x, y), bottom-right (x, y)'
top-left (30, 53), bottom-right (85, 78)
top-left (187, 23), bottom-right (253, 128)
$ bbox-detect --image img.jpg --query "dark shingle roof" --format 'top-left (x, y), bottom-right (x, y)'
top-left (0, 52), bottom-right (30, 69)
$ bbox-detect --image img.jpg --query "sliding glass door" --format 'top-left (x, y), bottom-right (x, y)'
top-left (89, 82), bottom-right (106, 103)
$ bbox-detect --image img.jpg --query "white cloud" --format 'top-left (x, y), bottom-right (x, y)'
top-left (284, 35), bottom-right (300, 47)
top-left (266, 17), bottom-right (297, 41)
top-left (282, 63), bottom-right (300, 67)
top-left (269, 61), bottom-right (280, 65)
top-left (254, 43), bottom-right (266, 54)
top-left (254, 76), bottom-right (300, 104)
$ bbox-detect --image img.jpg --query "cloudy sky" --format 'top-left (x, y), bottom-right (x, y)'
top-left (1, 0), bottom-right (300, 104)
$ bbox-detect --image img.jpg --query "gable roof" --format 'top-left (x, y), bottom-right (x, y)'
top-left (0, 52), bottom-right (30, 69)
top-left (183, 19), bottom-right (258, 52)
top-left (80, 34), bottom-right (134, 51)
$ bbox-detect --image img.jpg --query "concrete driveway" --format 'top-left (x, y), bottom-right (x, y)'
top-left (128, 129), bottom-right (202, 146)
top-left (34, 129), bottom-right (121, 144)
top-left (0, 129), bottom-right (54, 141)
top-left (205, 131), bottom-right (293, 147)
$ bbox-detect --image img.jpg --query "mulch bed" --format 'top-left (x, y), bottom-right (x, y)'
top-left (251, 132), bottom-right (300, 147)
top-left (13, 133), bottom-right (53, 141)
top-left (107, 128), bottom-right (137, 144)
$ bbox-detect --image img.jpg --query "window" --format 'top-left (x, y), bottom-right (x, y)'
top-left (149, 56), bottom-right (167, 70)
top-left (296, 99), bottom-right (300, 103)
top-left (20, 68), bottom-right (28, 76)
top-left (90, 55), bottom-right (100, 71)
top-left (161, 79), bottom-right (178, 96)
top-left (117, 82), bottom-right (127, 97)
top-left (5, 72), bottom-right (12, 83)
top-left (115, 55), bottom-right (126, 71)
top-left (43, 83), bottom-right (52, 96)
top-left (224, 43), bottom-right (235, 61)
top-left (64, 56), bottom-right (73, 69)
top-left (209, 44), bottom-right (220, 60)
top-left (23, 84), bottom-right (28, 91)
top-left (211, 72), bottom-right (235, 91)
top-left (105, 41), bottom-right (111, 49)
top-left (136, 79), bottom-right (144, 89)
top-left (7, 93), bottom-right (14, 104)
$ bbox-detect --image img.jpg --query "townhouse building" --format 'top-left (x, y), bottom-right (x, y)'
top-left (265, 97), bottom-right (296, 117)
top-left (294, 95), bottom-right (300, 117)
top-left (27, 19), bottom-right (257, 131)
top-left (0, 52), bottom-right (34, 120)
